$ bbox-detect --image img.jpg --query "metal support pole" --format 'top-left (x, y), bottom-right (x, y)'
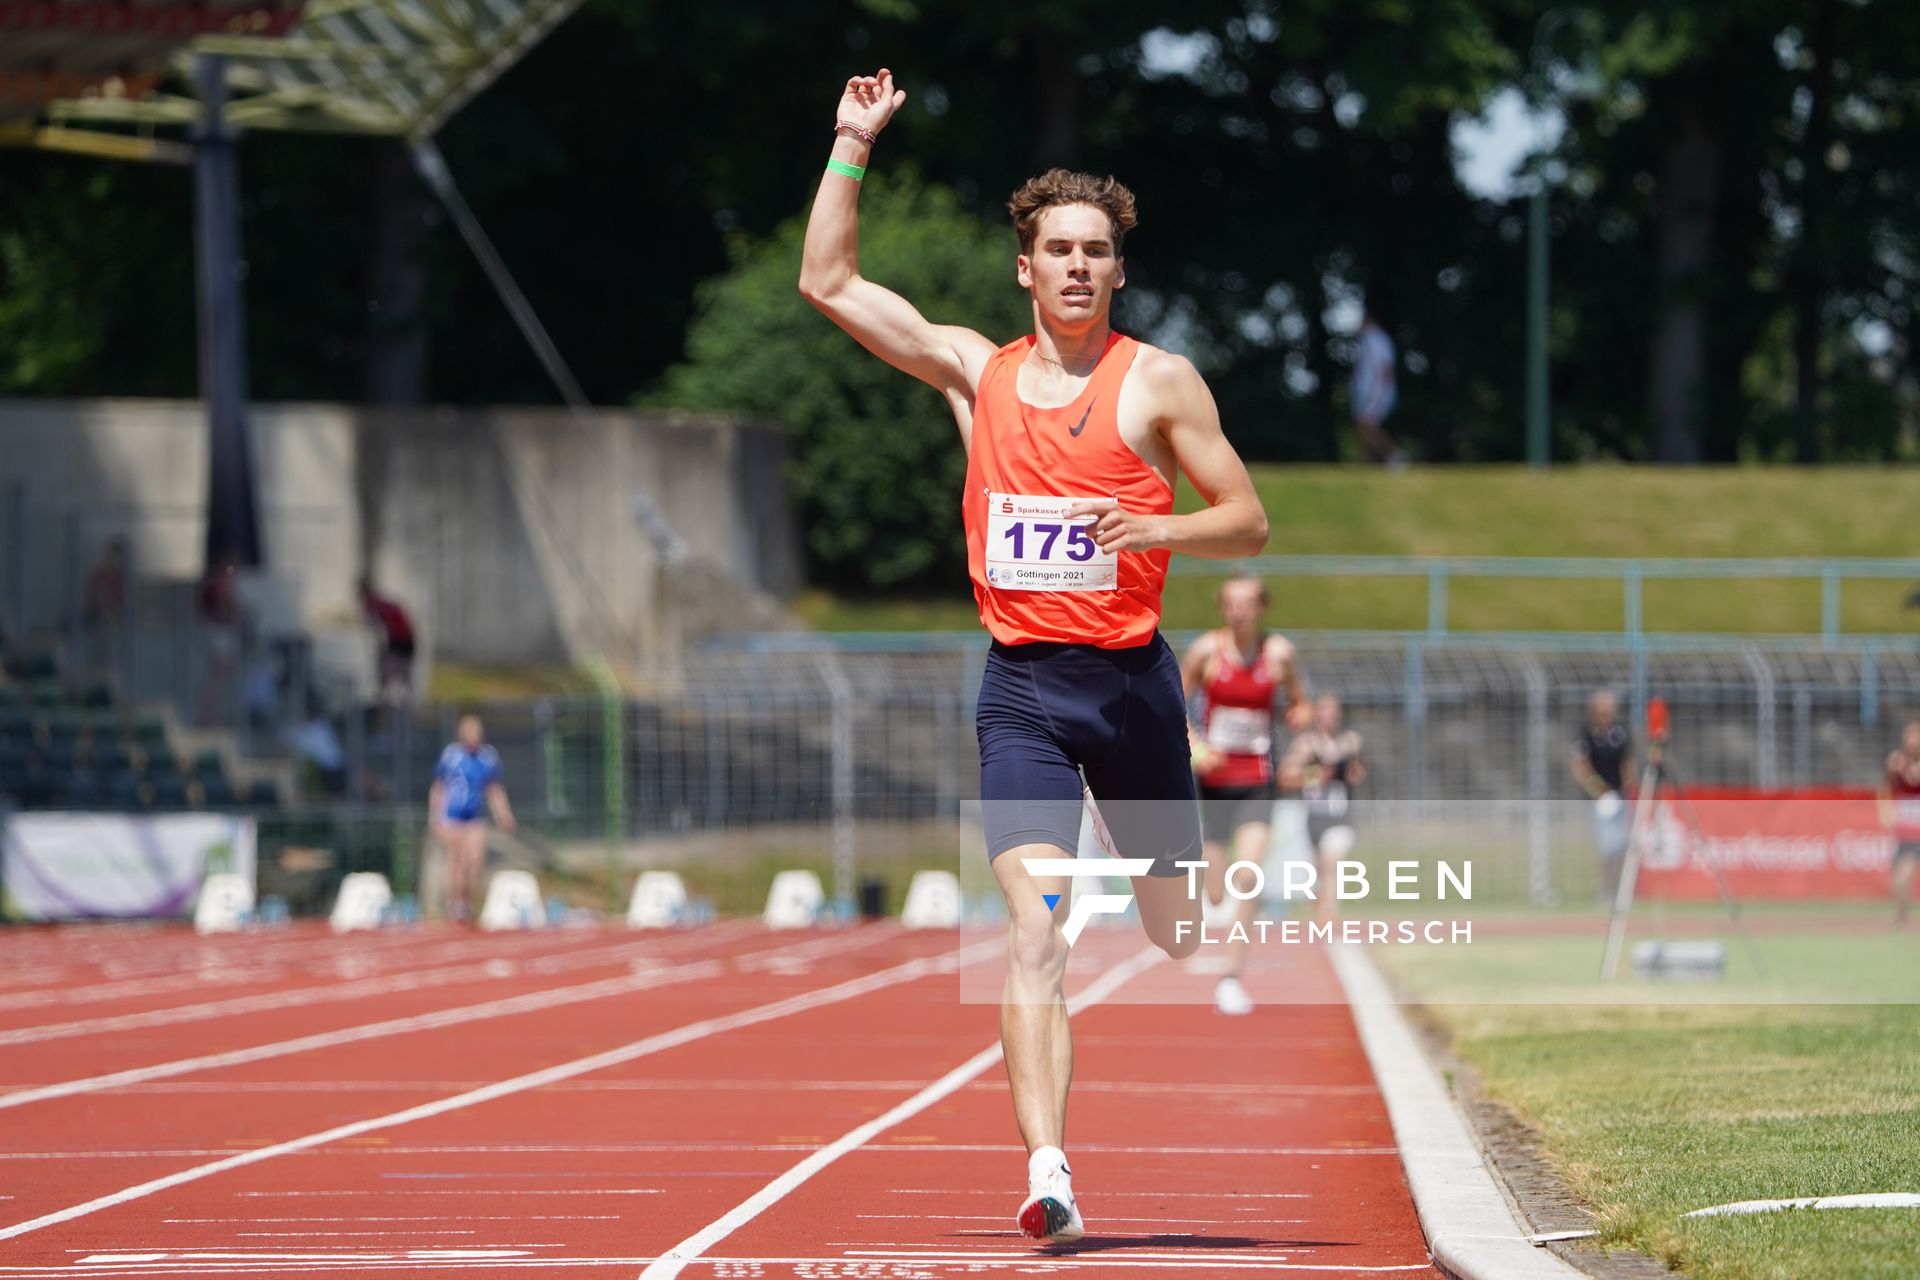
top-left (1526, 183), bottom-right (1551, 468)
top-left (1742, 647), bottom-right (1777, 789)
top-left (587, 658), bottom-right (625, 910)
top-left (812, 653), bottom-right (857, 919)
top-left (1426, 564), bottom-right (1449, 637)
top-left (1520, 654), bottom-right (1552, 905)
top-left (192, 54), bottom-right (261, 571)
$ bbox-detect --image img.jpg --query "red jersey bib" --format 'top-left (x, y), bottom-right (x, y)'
top-left (963, 333), bottom-right (1171, 648)
top-left (1199, 636), bottom-right (1277, 787)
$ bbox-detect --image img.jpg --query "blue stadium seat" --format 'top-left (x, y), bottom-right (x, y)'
top-left (63, 770), bottom-right (107, 809)
top-left (108, 772), bottom-right (145, 811)
top-left (89, 739), bottom-right (132, 775)
top-left (198, 774), bottom-right (237, 808)
top-left (149, 773), bottom-right (190, 810)
top-left (245, 778), bottom-right (282, 809)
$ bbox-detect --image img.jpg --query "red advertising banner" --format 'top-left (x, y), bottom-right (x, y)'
top-left (1634, 788), bottom-right (1899, 900)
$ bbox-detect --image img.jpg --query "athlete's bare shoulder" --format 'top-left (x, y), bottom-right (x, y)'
top-left (1129, 342), bottom-right (1207, 403)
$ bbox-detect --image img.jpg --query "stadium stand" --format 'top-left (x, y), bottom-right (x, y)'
top-left (0, 640), bottom-right (279, 816)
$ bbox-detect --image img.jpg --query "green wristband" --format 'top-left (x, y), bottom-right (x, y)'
top-left (826, 157), bottom-right (866, 181)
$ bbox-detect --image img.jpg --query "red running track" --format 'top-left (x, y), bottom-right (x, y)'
top-left (0, 919), bottom-right (1441, 1278)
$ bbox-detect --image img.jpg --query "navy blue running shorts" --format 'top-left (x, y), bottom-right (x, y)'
top-left (976, 632), bottom-right (1200, 876)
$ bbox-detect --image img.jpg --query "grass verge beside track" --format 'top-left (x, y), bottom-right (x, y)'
top-left (1375, 922), bottom-right (1920, 1280)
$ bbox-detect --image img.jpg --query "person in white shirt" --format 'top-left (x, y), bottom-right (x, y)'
top-left (1351, 309), bottom-right (1404, 467)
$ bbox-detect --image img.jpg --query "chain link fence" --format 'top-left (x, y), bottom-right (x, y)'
top-left (309, 634), bottom-right (1919, 917)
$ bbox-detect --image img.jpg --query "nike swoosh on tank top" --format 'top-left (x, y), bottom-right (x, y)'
top-left (963, 332), bottom-right (1172, 648)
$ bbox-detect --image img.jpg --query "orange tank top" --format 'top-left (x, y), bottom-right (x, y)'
top-left (963, 332), bottom-right (1172, 648)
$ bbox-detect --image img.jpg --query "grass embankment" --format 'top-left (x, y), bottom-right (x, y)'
top-left (798, 466), bottom-right (1920, 635)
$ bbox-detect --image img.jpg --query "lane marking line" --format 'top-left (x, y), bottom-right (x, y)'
top-left (0, 924), bottom-right (759, 1045)
top-left (638, 946), bottom-right (1163, 1280)
top-left (0, 926), bottom-right (907, 1113)
top-left (0, 937), bottom-right (991, 1244)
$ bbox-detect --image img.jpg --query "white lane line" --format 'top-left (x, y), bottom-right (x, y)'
top-left (0, 962), bottom-right (713, 1112)
top-left (0, 924), bottom-right (757, 1046)
top-left (0, 925), bottom-right (895, 1113)
top-left (886, 1189), bottom-right (1312, 1199)
top-left (638, 945), bottom-right (1163, 1280)
top-left (166, 1217), bottom-right (622, 1223)
top-left (239, 1190), bottom-right (665, 1198)
top-left (233, 1231), bottom-right (478, 1238)
top-left (855, 1214), bottom-right (1312, 1225)
top-left (0, 938), bottom-right (991, 1244)
top-left (0, 921), bottom-right (755, 1013)
top-left (0, 1142), bottom-right (1386, 1160)
top-left (0, 1261), bottom-right (1430, 1278)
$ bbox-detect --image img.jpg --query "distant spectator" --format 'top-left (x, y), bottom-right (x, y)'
top-left (359, 577), bottom-right (416, 705)
top-left (1879, 720), bottom-right (1920, 932)
top-left (430, 714), bottom-right (515, 923)
top-left (197, 553), bottom-right (244, 725)
top-left (1351, 309), bottom-right (1405, 468)
top-left (293, 689), bottom-right (348, 798)
top-left (1573, 690), bottom-right (1636, 907)
top-left (80, 537), bottom-right (128, 678)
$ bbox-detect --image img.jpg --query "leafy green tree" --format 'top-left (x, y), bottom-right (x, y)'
top-left (651, 171), bottom-right (1030, 590)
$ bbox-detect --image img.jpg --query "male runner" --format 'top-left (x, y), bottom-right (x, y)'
top-left (428, 714), bottom-right (515, 923)
top-left (1181, 576), bottom-right (1306, 1015)
top-left (1878, 720), bottom-right (1920, 930)
top-left (799, 70), bottom-right (1270, 1243)
top-left (1280, 695), bottom-right (1366, 924)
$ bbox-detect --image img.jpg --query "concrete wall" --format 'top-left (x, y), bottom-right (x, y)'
top-left (0, 399), bottom-right (799, 669)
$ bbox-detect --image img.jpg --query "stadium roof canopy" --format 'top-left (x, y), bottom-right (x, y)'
top-left (0, 0), bottom-right (581, 156)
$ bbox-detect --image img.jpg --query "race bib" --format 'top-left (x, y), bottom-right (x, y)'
top-left (1306, 779), bottom-right (1349, 819)
top-left (984, 493), bottom-right (1118, 592)
top-left (1896, 796), bottom-right (1920, 833)
top-left (1206, 706), bottom-right (1272, 756)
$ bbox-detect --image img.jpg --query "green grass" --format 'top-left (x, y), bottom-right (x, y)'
top-left (1375, 922), bottom-right (1920, 1279)
top-left (802, 465), bottom-right (1920, 634)
top-left (428, 664), bottom-right (599, 702)
top-left (666, 850), bottom-right (955, 918)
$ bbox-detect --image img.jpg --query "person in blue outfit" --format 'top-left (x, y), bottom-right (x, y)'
top-left (429, 714), bottom-right (516, 922)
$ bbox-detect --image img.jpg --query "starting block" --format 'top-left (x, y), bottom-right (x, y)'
top-left (627, 870), bottom-right (689, 928)
top-left (194, 873), bottom-right (254, 934)
top-left (763, 869), bottom-right (825, 929)
top-left (478, 869), bottom-right (546, 931)
top-left (331, 872), bottom-right (393, 933)
top-left (901, 870), bottom-right (962, 928)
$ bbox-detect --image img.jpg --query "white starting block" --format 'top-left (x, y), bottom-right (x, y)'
top-left (330, 872), bottom-right (393, 933)
top-left (194, 873), bottom-right (254, 934)
top-left (478, 869), bottom-right (547, 931)
top-left (1632, 939), bottom-right (1726, 981)
top-left (763, 869), bottom-right (825, 929)
top-left (627, 871), bottom-right (689, 928)
top-left (901, 870), bottom-right (962, 928)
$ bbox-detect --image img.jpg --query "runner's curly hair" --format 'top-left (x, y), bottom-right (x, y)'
top-left (1008, 169), bottom-right (1138, 256)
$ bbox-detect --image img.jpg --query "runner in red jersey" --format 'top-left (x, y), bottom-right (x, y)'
top-left (799, 70), bottom-right (1270, 1243)
top-left (1880, 720), bottom-right (1920, 930)
top-left (1180, 576), bottom-right (1306, 1016)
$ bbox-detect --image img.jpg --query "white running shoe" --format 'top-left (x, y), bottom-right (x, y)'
top-left (1018, 1147), bottom-right (1085, 1243)
top-left (1214, 975), bottom-right (1254, 1016)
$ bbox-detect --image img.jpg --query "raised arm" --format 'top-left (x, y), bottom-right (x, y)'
top-left (797, 70), bottom-right (996, 408)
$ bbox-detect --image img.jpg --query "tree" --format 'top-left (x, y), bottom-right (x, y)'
top-left (650, 171), bottom-right (1030, 590)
